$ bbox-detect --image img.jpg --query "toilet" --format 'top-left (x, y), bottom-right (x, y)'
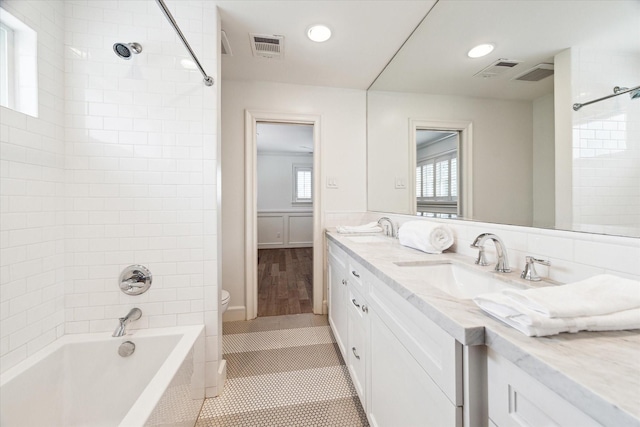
top-left (221, 289), bottom-right (230, 314)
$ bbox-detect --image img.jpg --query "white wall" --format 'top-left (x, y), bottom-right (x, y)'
top-left (532, 93), bottom-right (555, 228)
top-left (1, 0), bottom-right (66, 374)
top-left (1, 0), bottom-right (222, 397)
top-left (221, 80), bottom-right (367, 320)
top-left (257, 153), bottom-right (313, 211)
top-left (367, 91), bottom-right (534, 226)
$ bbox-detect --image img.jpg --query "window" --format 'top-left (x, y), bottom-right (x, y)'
top-left (293, 165), bottom-right (312, 204)
top-left (416, 150), bottom-right (457, 212)
top-left (0, 7), bottom-right (38, 116)
top-left (0, 22), bottom-right (14, 109)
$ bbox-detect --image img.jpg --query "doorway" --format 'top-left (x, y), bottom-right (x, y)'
top-left (255, 122), bottom-right (314, 316)
top-left (244, 111), bottom-right (323, 320)
top-left (409, 119), bottom-right (474, 219)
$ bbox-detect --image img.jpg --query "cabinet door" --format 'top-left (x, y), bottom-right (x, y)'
top-left (369, 311), bottom-right (461, 427)
top-left (347, 285), bottom-right (369, 407)
top-left (328, 249), bottom-right (348, 357)
top-left (487, 348), bottom-right (601, 427)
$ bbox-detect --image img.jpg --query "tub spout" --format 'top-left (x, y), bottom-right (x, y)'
top-left (112, 308), bottom-right (142, 337)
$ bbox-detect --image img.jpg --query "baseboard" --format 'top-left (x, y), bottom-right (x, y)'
top-left (223, 305), bottom-right (246, 322)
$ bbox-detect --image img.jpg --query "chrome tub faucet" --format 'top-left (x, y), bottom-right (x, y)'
top-left (112, 308), bottom-right (142, 337)
top-left (470, 233), bottom-right (511, 273)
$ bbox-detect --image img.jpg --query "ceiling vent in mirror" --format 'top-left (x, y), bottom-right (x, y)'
top-left (513, 63), bottom-right (554, 82)
top-left (473, 58), bottom-right (521, 79)
top-left (221, 30), bottom-right (232, 56)
top-left (250, 33), bottom-right (284, 59)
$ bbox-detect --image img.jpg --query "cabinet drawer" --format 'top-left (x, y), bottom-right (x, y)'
top-left (368, 276), bottom-right (462, 406)
top-left (487, 348), bottom-right (601, 427)
top-left (347, 257), bottom-right (369, 293)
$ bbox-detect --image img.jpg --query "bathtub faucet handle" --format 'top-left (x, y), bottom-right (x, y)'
top-left (118, 265), bottom-right (152, 295)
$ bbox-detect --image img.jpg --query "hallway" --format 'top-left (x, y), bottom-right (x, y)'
top-left (257, 248), bottom-right (314, 317)
top-left (196, 314), bottom-right (368, 426)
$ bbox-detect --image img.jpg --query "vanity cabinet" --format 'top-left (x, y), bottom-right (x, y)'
top-left (487, 348), bottom-right (600, 427)
top-left (327, 240), bottom-right (464, 426)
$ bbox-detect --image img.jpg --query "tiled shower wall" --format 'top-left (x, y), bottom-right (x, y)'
top-left (2, 0), bottom-right (221, 396)
top-left (1, 0), bottom-right (67, 374)
top-left (571, 48), bottom-right (640, 237)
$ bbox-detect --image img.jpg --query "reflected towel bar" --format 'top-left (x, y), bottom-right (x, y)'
top-left (573, 85), bottom-right (640, 111)
top-left (155, 0), bottom-right (214, 87)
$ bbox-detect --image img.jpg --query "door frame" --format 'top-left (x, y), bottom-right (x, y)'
top-left (244, 110), bottom-right (323, 319)
top-left (409, 119), bottom-right (473, 218)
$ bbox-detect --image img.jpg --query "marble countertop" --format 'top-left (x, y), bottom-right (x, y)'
top-left (326, 231), bottom-right (640, 426)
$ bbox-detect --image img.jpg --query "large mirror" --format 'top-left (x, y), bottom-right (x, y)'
top-left (367, 0), bottom-right (640, 237)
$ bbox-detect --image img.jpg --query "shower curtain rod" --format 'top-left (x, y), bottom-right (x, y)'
top-left (155, 0), bottom-right (214, 87)
top-left (573, 85), bottom-right (640, 111)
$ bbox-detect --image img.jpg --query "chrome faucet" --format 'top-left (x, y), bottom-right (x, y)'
top-left (377, 217), bottom-right (397, 238)
top-left (112, 308), bottom-right (142, 337)
top-left (470, 233), bottom-right (511, 273)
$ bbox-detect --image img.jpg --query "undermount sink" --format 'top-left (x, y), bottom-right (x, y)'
top-left (393, 260), bottom-right (525, 299)
top-left (345, 235), bottom-right (389, 243)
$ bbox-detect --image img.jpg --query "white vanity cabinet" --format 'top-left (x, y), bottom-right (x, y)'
top-left (487, 348), bottom-right (601, 427)
top-left (326, 240), bottom-right (464, 426)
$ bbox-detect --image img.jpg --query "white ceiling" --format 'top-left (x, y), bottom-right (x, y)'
top-left (216, 1), bottom-right (639, 99)
top-left (371, 0), bottom-right (640, 100)
top-left (216, 1), bottom-right (437, 90)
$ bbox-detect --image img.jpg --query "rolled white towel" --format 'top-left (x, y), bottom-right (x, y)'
top-left (503, 274), bottom-right (640, 318)
top-left (474, 292), bottom-right (640, 337)
top-left (336, 222), bottom-right (383, 234)
top-left (397, 221), bottom-right (454, 254)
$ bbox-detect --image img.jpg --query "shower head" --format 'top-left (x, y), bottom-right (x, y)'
top-left (113, 42), bottom-right (142, 60)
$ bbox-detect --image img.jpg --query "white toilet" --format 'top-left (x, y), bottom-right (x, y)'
top-left (221, 289), bottom-right (230, 314)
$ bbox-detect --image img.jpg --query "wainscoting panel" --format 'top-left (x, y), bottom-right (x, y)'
top-left (258, 211), bottom-right (313, 249)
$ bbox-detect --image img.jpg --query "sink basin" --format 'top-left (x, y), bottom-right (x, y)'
top-left (345, 235), bottom-right (389, 243)
top-left (393, 260), bottom-right (524, 299)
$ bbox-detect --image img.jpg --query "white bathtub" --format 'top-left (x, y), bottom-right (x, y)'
top-left (0, 325), bottom-right (205, 427)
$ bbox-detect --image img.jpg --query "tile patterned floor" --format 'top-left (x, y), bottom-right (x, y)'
top-left (196, 314), bottom-right (369, 427)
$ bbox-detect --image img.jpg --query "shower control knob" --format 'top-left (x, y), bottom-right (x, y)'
top-left (119, 265), bottom-right (152, 295)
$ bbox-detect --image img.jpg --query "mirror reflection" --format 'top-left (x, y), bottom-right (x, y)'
top-left (367, 0), bottom-right (640, 237)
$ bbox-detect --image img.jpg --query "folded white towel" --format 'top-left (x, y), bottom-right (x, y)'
top-left (336, 222), bottom-right (383, 234)
top-left (503, 274), bottom-right (640, 318)
top-left (474, 292), bottom-right (640, 337)
top-left (397, 221), bottom-right (454, 254)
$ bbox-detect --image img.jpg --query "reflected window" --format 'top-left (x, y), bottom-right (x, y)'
top-left (416, 130), bottom-right (458, 214)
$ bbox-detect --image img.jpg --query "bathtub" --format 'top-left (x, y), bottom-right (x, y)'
top-left (0, 325), bottom-right (204, 427)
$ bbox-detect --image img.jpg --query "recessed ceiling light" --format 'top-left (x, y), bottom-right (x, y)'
top-left (307, 25), bottom-right (331, 43)
top-left (467, 43), bottom-right (494, 58)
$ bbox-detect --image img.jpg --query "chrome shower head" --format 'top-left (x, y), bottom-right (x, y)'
top-left (113, 42), bottom-right (142, 60)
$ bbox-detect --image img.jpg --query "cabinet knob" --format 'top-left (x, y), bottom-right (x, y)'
top-left (351, 270), bottom-right (360, 278)
top-left (361, 304), bottom-right (368, 313)
top-left (351, 298), bottom-right (360, 308)
top-left (341, 279), bottom-right (347, 285)
top-left (352, 347), bottom-right (360, 360)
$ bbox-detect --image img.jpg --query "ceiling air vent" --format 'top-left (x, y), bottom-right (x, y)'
top-left (513, 63), bottom-right (554, 82)
top-left (250, 33), bottom-right (284, 59)
top-left (221, 30), bottom-right (232, 56)
top-left (473, 58), bottom-right (522, 79)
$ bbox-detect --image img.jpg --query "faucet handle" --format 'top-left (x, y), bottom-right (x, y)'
top-left (521, 256), bottom-right (550, 281)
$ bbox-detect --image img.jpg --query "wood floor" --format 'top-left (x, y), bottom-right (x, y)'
top-left (257, 248), bottom-right (313, 317)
